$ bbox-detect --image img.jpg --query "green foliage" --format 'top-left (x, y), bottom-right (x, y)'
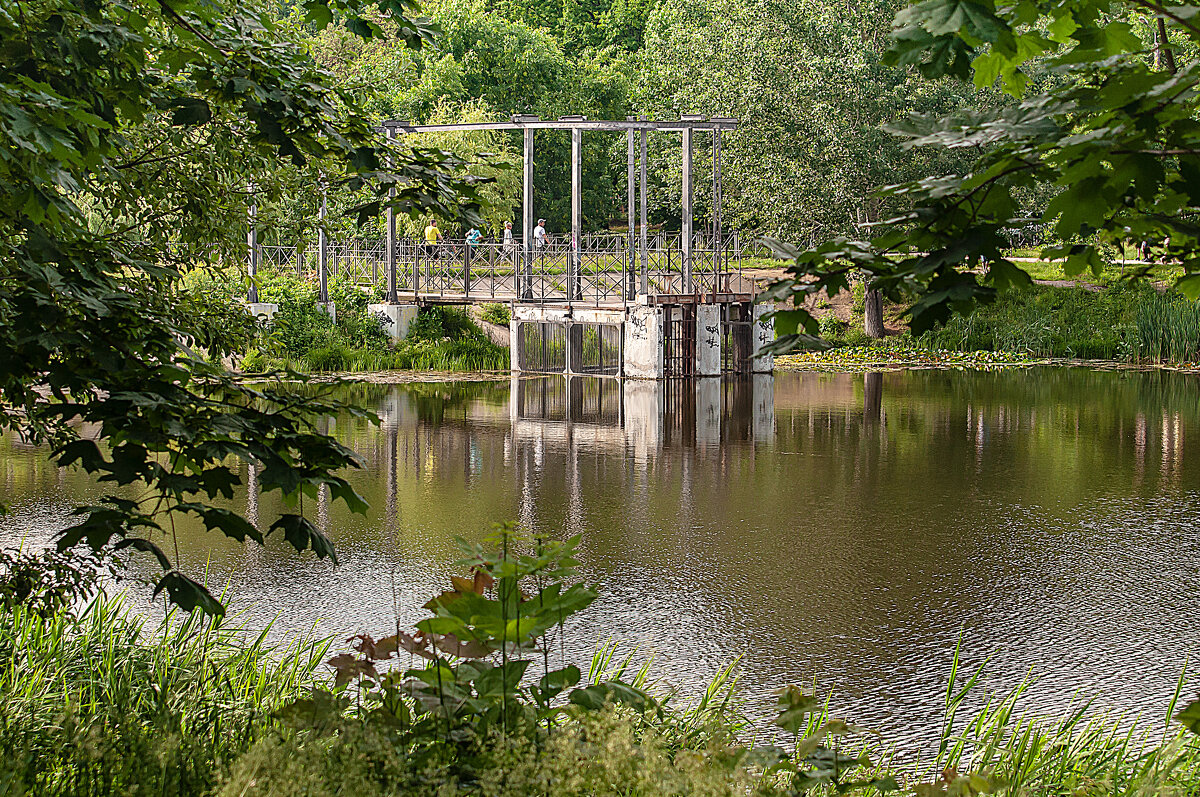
top-left (239, 290), bottom-right (509, 372)
top-left (920, 284), bottom-right (1147, 360)
top-left (223, 527), bottom-right (900, 796)
top-left (0, 0), bottom-right (486, 613)
top-left (0, 595), bottom-right (329, 796)
top-left (763, 0), bottom-right (1200, 348)
top-left (0, 546), bottom-right (111, 619)
top-left (1134, 293), bottom-right (1200, 363)
top-left (851, 280), bottom-right (867, 315)
top-left (637, 0), bottom-right (986, 242)
top-left (480, 302), bottom-right (512, 326)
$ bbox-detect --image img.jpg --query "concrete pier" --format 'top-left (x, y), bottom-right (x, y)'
top-left (245, 302), bottom-right (278, 323)
top-left (510, 299), bottom-right (773, 379)
top-left (369, 303), bottom-right (420, 341)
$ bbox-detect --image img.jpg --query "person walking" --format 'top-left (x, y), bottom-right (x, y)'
top-left (502, 221), bottom-right (514, 251)
top-left (466, 226), bottom-right (483, 248)
top-left (423, 218), bottom-right (442, 256)
top-left (533, 218), bottom-right (547, 251)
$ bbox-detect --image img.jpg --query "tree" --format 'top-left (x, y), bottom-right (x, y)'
top-left (636, 0), bottom-right (988, 243)
top-left (307, 0), bottom-right (632, 230)
top-left (763, 1), bottom-right (1200, 348)
top-left (0, 0), bottom-right (482, 613)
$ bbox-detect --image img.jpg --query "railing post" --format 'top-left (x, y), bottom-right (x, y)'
top-left (414, 240), bottom-right (422, 296)
top-left (626, 125), bottom-right (636, 301)
top-left (569, 124), bottom-right (583, 302)
top-left (681, 125), bottom-right (693, 294)
top-left (464, 239), bottom-right (471, 297)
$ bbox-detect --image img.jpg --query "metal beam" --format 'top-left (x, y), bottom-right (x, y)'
top-left (681, 127), bottom-right (693, 293)
top-left (385, 125), bottom-right (398, 303)
top-left (522, 127), bottom-right (534, 299)
top-left (713, 128), bottom-right (723, 289)
top-left (570, 127), bottom-right (582, 301)
top-left (317, 183), bottom-right (328, 303)
top-left (639, 127), bottom-right (648, 295)
top-left (626, 127), bottom-right (636, 300)
top-left (382, 118), bottom-right (739, 134)
top-left (247, 196), bottom-right (259, 303)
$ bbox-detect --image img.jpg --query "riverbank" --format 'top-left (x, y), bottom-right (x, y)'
top-left (776, 342), bottom-right (1200, 373)
top-left (7, 578), bottom-right (1200, 796)
top-left (792, 279), bottom-right (1200, 371)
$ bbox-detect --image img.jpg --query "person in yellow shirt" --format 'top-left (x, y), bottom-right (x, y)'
top-left (423, 218), bottom-right (442, 256)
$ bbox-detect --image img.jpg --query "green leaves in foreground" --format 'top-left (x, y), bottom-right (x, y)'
top-left (763, 1), bottom-right (1200, 349)
top-left (0, 0), bottom-right (483, 615)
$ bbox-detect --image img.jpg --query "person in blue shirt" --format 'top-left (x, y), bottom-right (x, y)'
top-left (466, 227), bottom-right (483, 247)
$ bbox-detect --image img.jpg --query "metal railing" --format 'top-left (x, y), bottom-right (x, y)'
top-left (253, 231), bottom-right (764, 305)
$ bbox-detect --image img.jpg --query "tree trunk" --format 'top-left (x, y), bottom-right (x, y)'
top-left (864, 288), bottom-right (884, 338)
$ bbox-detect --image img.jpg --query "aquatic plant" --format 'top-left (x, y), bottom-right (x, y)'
top-left (0, 594), bottom-right (329, 796)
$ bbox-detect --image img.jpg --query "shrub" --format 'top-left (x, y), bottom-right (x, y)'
top-left (480, 302), bottom-right (511, 327)
top-left (818, 314), bottom-right (848, 341)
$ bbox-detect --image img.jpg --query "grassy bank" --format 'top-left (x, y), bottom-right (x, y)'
top-left (6, 538), bottom-right (1200, 796)
top-left (803, 282), bottom-right (1200, 369)
top-left (239, 274), bottom-right (508, 373)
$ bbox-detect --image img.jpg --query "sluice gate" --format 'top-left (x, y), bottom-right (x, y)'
top-left (510, 299), bottom-right (773, 379)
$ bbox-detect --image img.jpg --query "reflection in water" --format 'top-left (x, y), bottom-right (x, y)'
top-left (2, 369), bottom-right (1200, 752)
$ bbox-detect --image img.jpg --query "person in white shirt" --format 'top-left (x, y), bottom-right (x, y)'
top-left (533, 219), bottom-right (547, 250)
top-left (502, 221), bottom-right (514, 252)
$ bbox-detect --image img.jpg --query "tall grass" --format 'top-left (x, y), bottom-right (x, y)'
top-left (920, 283), bottom-right (1147, 359)
top-left (1134, 293), bottom-right (1200, 363)
top-left (5, 592), bottom-right (1200, 796)
top-left (0, 595), bottom-right (328, 796)
top-left (917, 644), bottom-right (1200, 796)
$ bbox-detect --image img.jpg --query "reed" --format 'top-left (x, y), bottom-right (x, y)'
top-left (1134, 293), bottom-right (1200, 363)
top-left (0, 595), bottom-right (328, 796)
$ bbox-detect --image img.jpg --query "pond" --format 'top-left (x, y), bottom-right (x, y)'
top-left (2, 368), bottom-right (1199, 749)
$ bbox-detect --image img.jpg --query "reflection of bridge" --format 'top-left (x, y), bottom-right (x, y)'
top-left (244, 116), bottom-right (775, 379)
top-left (509, 375), bottom-right (775, 459)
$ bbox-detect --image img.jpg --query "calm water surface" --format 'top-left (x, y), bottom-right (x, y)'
top-left (3, 368), bottom-right (1199, 749)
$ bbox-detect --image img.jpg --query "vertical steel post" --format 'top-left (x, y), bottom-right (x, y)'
top-left (317, 184), bottom-right (329, 304)
top-left (713, 128), bottom-right (723, 291)
top-left (626, 127), bottom-right (636, 301)
top-left (247, 195), bottom-right (259, 303)
top-left (639, 127), bottom-right (648, 295)
top-left (681, 126), bottom-right (693, 294)
top-left (385, 125), bottom-right (398, 302)
top-left (522, 127), bottom-right (534, 299)
top-left (570, 127), bottom-right (582, 302)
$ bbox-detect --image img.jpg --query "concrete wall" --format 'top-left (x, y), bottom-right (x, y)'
top-left (624, 304), bottom-right (664, 379)
top-left (245, 303), bottom-right (278, 323)
top-left (752, 303), bottom-right (775, 373)
top-left (369, 303), bottom-right (419, 341)
top-left (695, 303), bottom-right (721, 377)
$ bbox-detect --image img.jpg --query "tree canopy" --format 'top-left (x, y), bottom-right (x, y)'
top-left (764, 0), bottom-right (1200, 346)
top-left (0, 0), bottom-right (481, 612)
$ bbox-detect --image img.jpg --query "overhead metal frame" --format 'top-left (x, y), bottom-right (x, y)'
top-left (378, 115), bottom-right (739, 302)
